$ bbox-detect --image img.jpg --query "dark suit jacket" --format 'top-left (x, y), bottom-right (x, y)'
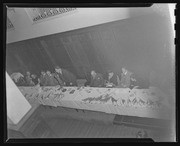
top-left (42, 74), bottom-right (63, 86)
top-left (39, 75), bottom-right (47, 86)
top-left (120, 71), bottom-right (132, 88)
top-left (57, 69), bottom-right (77, 86)
top-left (105, 73), bottom-right (119, 86)
top-left (31, 77), bottom-right (39, 85)
top-left (25, 75), bottom-right (35, 86)
top-left (83, 72), bottom-right (91, 86)
top-left (16, 77), bottom-right (26, 86)
top-left (90, 73), bottom-right (105, 87)
top-left (52, 73), bottom-right (64, 86)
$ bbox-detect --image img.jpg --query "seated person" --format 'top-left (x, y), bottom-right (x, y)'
top-left (90, 70), bottom-right (105, 87)
top-left (25, 71), bottom-right (35, 86)
top-left (80, 67), bottom-right (90, 86)
top-left (130, 73), bottom-right (150, 89)
top-left (17, 76), bottom-right (26, 86)
top-left (31, 74), bottom-right (39, 86)
top-left (39, 71), bottom-right (47, 86)
top-left (52, 72), bottom-right (64, 86)
top-left (45, 70), bottom-right (64, 86)
top-left (119, 67), bottom-right (133, 88)
top-left (118, 67), bottom-right (150, 89)
top-left (10, 72), bottom-right (26, 86)
top-left (84, 71), bottom-right (91, 86)
top-left (55, 66), bottom-right (77, 86)
top-left (129, 74), bottom-right (138, 89)
top-left (76, 79), bottom-right (87, 87)
top-left (105, 70), bottom-right (120, 87)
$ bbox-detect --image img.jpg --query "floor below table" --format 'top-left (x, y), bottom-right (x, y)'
top-left (8, 105), bottom-right (174, 141)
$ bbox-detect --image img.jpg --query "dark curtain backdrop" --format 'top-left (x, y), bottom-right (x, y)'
top-left (6, 13), bottom-right (174, 93)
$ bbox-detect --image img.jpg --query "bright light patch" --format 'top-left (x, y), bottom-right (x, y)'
top-left (168, 4), bottom-right (175, 38)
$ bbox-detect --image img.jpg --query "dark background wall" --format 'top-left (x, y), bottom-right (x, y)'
top-left (6, 13), bottom-right (174, 94)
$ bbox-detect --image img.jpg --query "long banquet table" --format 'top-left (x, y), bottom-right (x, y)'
top-left (18, 85), bottom-right (173, 120)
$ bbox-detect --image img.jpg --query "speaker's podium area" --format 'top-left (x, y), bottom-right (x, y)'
top-left (6, 5), bottom-right (175, 142)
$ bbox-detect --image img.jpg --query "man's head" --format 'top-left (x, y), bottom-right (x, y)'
top-left (46, 70), bottom-right (51, 76)
top-left (107, 70), bottom-right (114, 78)
top-left (91, 70), bottom-right (96, 77)
top-left (122, 67), bottom-right (127, 74)
top-left (122, 67), bottom-right (132, 75)
top-left (41, 71), bottom-right (46, 76)
top-left (55, 66), bottom-right (62, 74)
top-left (31, 74), bottom-right (36, 79)
top-left (26, 71), bottom-right (30, 76)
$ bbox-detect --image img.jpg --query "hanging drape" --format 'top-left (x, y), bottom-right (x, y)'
top-left (62, 33), bottom-right (114, 79)
top-left (60, 35), bottom-right (91, 79)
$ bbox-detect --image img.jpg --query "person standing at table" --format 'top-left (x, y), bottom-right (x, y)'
top-left (54, 66), bottom-right (77, 86)
top-left (90, 70), bottom-right (105, 87)
top-left (46, 70), bottom-right (64, 86)
top-left (52, 72), bottom-right (64, 86)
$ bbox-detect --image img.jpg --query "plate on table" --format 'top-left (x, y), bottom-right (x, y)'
top-left (60, 87), bottom-right (78, 100)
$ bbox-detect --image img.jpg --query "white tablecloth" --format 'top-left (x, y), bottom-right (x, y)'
top-left (18, 86), bottom-right (172, 120)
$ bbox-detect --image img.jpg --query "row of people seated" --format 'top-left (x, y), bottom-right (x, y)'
top-left (39, 67), bottom-right (77, 86)
top-left (88, 68), bottom-right (150, 89)
top-left (10, 71), bottom-right (38, 86)
top-left (10, 66), bottom-right (77, 87)
top-left (10, 66), bottom-right (150, 89)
